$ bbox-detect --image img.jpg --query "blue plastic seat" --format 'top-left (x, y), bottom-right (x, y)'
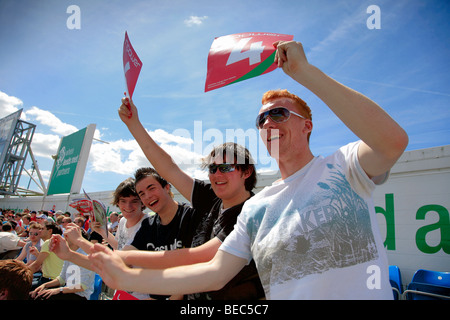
top-left (90, 274), bottom-right (103, 300)
top-left (411, 269), bottom-right (450, 286)
top-left (389, 265), bottom-right (403, 300)
top-left (403, 269), bottom-right (450, 300)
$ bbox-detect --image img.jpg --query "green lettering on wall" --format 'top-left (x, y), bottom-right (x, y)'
top-left (375, 193), bottom-right (396, 250)
top-left (416, 205), bottom-right (450, 254)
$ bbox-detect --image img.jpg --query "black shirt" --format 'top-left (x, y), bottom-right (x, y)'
top-left (191, 179), bottom-right (252, 246)
top-left (189, 179), bottom-right (265, 300)
top-left (131, 203), bottom-right (204, 251)
top-left (130, 202), bottom-right (205, 299)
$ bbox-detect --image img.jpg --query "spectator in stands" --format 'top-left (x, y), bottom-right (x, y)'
top-left (0, 223), bottom-right (27, 260)
top-left (16, 222), bottom-right (44, 265)
top-left (50, 177), bottom-right (150, 299)
top-left (30, 211), bottom-right (37, 222)
top-left (74, 216), bottom-right (85, 229)
top-left (5, 221), bottom-right (18, 235)
top-left (47, 210), bottom-right (56, 222)
top-left (61, 216), bottom-right (72, 232)
top-left (28, 221), bottom-right (64, 289)
top-left (0, 259), bottom-right (33, 300)
top-left (107, 212), bottom-right (119, 235)
top-left (56, 215), bottom-right (65, 230)
top-left (30, 230), bottom-right (95, 300)
top-left (13, 212), bottom-right (25, 235)
top-left (18, 214), bottom-right (31, 237)
top-left (54, 210), bottom-right (64, 219)
top-left (36, 213), bottom-right (49, 226)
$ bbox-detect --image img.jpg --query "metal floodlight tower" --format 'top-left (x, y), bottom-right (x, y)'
top-left (0, 118), bottom-right (41, 196)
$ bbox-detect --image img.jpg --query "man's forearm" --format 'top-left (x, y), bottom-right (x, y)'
top-left (66, 250), bottom-right (94, 271)
top-left (102, 250), bottom-right (246, 296)
top-left (116, 260), bottom-right (226, 295)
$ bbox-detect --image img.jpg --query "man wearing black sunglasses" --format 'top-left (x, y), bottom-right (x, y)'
top-left (111, 100), bottom-right (264, 300)
top-left (89, 40), bottom-right (408, 300)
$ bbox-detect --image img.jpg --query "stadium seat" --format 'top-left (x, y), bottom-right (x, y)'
top-left (90, 274), bottom-right (103, 300)
top-left (389, 265), bottom-right (403, 300)
top-left (403, 269), bottom-right (450, 300)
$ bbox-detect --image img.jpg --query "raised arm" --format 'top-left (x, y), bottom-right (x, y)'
top-left (64, 224), bottom-right (96, 253)
top-left (49, 234), bottom-right (94, 271)
top-left (89, 243), bottom-right (247, 296)
top-left (274, 41), bottom-right (408, 178)
top-left (119, 98), bottom-right (194, 200)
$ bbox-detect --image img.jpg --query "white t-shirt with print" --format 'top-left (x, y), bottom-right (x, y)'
top-left (115, 214), bottom-right (149, 250)
top-left (220, 141), bottom-right (393, 300)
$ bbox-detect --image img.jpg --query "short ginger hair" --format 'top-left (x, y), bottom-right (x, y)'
top-left (262, 89), bottom-right (312, 120)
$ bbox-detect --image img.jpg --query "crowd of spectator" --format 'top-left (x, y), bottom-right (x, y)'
top-left (0, 207), bottom-right (122, 300)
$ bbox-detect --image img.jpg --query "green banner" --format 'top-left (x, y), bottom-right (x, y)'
top-left (47, 127), bottom-right (87, 195)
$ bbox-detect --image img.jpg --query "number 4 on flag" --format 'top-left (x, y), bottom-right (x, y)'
top-left (205, 32), bottom-right (293, 92)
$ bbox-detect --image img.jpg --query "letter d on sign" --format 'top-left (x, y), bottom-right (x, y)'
top-left (67, 5), bottom-right (81, 30)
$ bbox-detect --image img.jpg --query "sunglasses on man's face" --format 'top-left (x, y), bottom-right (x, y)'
top-left (256, 107), bottom-right (306, 129)
top-left (208, 163), bottom-right (236, 174)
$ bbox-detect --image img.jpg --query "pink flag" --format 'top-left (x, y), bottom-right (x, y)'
top-left (205, 32), bottom-right (293, 92)
top-left (123, 31), bottom-right (143, 98)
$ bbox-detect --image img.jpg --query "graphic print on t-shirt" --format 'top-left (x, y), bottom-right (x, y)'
top-left (247, 163), bottom-right (379, 287)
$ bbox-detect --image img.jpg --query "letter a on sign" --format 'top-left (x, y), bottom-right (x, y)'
top-left (204, 32), bottom-right (293, 92)
top-left (123, 31), bottom-right (143, 98)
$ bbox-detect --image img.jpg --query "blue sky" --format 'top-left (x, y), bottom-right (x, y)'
top-left (0, 0), bottom-right (449, 194)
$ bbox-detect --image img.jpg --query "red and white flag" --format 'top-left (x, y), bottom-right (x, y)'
top-left (205, 32), bottom-right (293, 92)
top-left (123, 31), bottom-right (143, 98)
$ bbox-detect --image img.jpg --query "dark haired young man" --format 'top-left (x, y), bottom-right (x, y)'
top-left (125, 167), bottom-right (204, 254)
top-left (114, 101), bottom-right (264, 300)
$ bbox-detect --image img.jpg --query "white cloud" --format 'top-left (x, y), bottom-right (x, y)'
top-left (151, 128), bottom-right (193, 146)
top-left (0, 91), bottom-right (23, 118)
top-left (88, 129), bottom-right (204, 179)
top-left (89, 139), bottom-right (140, 175)
top-left (25, 106), bottom-right (78, 136)
top-left (30, 132), bottom-right (61, 158)
top-left (184, 15), bottom-right (208, 27)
